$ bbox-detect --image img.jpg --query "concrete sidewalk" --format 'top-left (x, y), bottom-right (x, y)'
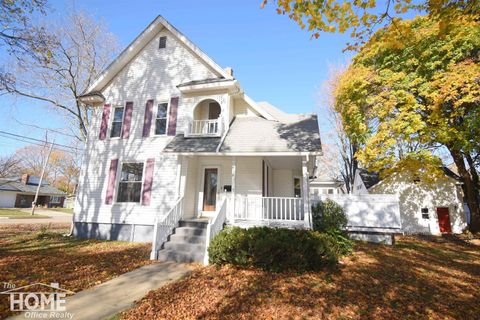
top-left (9, 262), bottom-right (192, 320)
top-left (0, 209), bottom-right (73, 225)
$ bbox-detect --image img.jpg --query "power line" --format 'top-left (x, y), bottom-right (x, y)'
top-left (0, 132), bottom-right (83, 156)
top-left (0, 130), bottom-right (85, 152)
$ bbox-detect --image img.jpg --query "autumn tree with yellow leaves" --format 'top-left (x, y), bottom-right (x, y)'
top-left (331, 14), bottom-right (480, 231)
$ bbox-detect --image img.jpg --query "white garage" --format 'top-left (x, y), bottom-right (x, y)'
top-left (0, 191), bottom-right (17, 208)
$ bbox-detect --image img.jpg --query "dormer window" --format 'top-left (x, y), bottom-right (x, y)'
top-left (111, 106), bottom-right (124, 138)
top-left (155, 103), bottom-right (168, 135)
top-left (159, 36), bottom-right (167, 49)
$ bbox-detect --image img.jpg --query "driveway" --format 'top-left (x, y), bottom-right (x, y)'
top-left (0, 208), bottom-right (73, 224)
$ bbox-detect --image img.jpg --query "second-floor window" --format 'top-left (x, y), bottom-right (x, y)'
top-left (111, 106), bottom-right (124, 138)
top-left (155, 103), bottom-right (168, 135)
top-left (117, 162), bottom-right (144, 203)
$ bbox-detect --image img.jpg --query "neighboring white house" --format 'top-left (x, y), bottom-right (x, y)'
top-left (0, 174), bottom-right (66, 208)
top-left (74, 16), bottom-right (322, 263)
top-left (353, 168), bottom-right (468, 235)
top-left (310, 176), bottom-right (345, 196)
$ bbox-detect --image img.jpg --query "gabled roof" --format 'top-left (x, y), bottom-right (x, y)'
top-left (163, 113), bottom-right (322, 155)
top-left (0, 178), bottom-right (66, 196)
top-left (219, 114), bottom-right (322, 153)
top-left (84, 15), bottom-right (233, 94)
top-left (357, 168), bottom-right (381, 189)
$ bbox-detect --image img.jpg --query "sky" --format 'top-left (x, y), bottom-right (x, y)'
top-left (0, 0), bottom-right (353, 156)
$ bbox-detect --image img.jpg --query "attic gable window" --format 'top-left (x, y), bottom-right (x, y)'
top-left (159, 36), bottom-right (167, 49)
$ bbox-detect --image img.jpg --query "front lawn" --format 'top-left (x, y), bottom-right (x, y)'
top-left (47, 207), bottom-right (74, 214)
top-left (0, 223), bottom-right (153, 319)
top-left (122, 236), bottom-right (480, 320)
top-left (0, 208), bottom-right (48, 219)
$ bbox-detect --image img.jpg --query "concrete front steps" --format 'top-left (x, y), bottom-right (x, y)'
top-left (156, 220), bottom-right (208, 263)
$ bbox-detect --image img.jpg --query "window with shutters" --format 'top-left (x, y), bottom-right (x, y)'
top-left (159, 36), bottom-right (167, 49)
top-left (155, 103), bottom-right (168, 135)
top-left (117, 162), bottom-right (144, 203)
top-left (110, 106), bottom-right (124, 138)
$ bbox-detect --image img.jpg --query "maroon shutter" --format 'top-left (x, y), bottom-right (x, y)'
top-left (105, 159), bottom-right (119, 205)
top-left (121, 101), bottom-right (134, 139)
top-left (142, 158), bottom-right (155, 206)
top-left (167, 97), bottom-right (179, 136)
top-left (142, 99), bottom-right (154, 137)
top-left (99, 104), bottom-right (111, 140)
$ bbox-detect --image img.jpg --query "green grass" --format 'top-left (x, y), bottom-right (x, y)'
top-left (48, 207), bottom-right (74, 214)
top-left (0, 208), bottom-right (49, 219)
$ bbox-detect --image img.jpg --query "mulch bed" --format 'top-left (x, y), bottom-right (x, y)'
top-left (122, 235), bottom-right (480, 320)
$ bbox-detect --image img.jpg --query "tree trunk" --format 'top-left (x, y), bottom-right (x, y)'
top-left (450, 150), bottom-right (480, 232)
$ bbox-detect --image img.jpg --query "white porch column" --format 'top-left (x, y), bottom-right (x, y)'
top-left (302, 157), bottom-right (311, 229)
top-left (176, 155), bottom-right (189, 199)
top-left (230, 157), bottom-right (237, 224)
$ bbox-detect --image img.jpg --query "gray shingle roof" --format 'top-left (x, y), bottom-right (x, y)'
top-left (0, 179), bottom-right (66, 196)
top-left (163, 113), bottom-right (322, 154)
top-left (358, 169), bottom-right (381, 189)
top-left (219, 115), bottom-right (321, 153)
top-left (163, 135), bottom-right (221, 153)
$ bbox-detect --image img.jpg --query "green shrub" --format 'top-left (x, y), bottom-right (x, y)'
top-left (311, 199), bottom-right (348, 233)
top-left (325, 229), bottom-right (353, 256)
top-left (208, 226), bottom-right (339, 272)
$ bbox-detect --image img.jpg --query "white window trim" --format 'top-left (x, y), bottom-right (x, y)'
top-left (110, 105), bottom-right (126, 139)
top-left (153, 100), bottom-right (170, 136)
top-left (114, 160), bottom-right (146, 204)
top-left (50, 196), bottom-right (61, 203)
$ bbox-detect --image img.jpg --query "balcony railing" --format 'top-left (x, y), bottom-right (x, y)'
top-left (185, 119), bottom-right (223, 137)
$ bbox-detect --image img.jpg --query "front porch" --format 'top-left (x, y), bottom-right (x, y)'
top-left (150, 154), bottom-right (315, 262)
top-left (179, 155), bottom-right (312, 228)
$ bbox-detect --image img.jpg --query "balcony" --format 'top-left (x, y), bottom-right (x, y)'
top-left (185, 119), bottom-right (223, 137)
top-left (185, 99), bottom-right (223, 137)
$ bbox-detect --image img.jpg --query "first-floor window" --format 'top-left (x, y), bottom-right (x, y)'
top-left (117, 162), bottom-right (144, 202)
top-left (50, 196), bottom-right (61, 203)
top-left (155, 103), bottom-right (168, 135)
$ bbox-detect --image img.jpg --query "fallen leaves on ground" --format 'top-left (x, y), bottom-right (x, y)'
top-left (122, 235), bottom-right (480, 320)
top-left (0, 223), bottom-right (153, 319)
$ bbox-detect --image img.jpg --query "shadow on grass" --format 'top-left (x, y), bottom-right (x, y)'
top-left (123, 236), bottom-right (480, 320)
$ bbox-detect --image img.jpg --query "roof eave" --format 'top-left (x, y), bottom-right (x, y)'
top-left (177, 79), bottom-right (240, 94)
top-left (84, 15), bottom-right (233, 95)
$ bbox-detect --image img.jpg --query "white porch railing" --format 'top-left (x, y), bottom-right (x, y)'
top-left (150, 197), bottom-right (184, 260)
top-left (234, 196), bottom-right (305, 224)
top-left (203, 198), bottom-right (227, 265)
top-left (185, 119), bottom-right (222, 137)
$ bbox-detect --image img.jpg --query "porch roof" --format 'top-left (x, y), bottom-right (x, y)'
top-left (219, 114), bottom-right (321, 153)
top-left (163, 113), bottom-right (322, 155)
top-left (163, 135), bottom-right (221, 153)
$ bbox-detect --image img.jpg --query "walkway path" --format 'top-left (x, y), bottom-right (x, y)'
top-left (9, 262), bottom-right (192, 320)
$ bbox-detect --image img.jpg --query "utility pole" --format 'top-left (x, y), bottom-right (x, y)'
top-left (31, 136), bottom-right (55, 215)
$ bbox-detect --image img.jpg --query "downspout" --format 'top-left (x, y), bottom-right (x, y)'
top-left (215, 117), bottom-right (234, 153)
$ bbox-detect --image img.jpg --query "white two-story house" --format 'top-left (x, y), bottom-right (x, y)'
top-left (74, 16), bottom-right (322, 263)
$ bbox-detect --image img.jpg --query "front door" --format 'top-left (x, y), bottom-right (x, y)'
top-left (203, 168), bottom-right (218, 211)
top-left (436, 207), bottom-right (452, 233)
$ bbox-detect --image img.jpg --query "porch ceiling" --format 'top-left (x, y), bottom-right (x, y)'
top-left (265, 156), bottom-right (302, 170)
